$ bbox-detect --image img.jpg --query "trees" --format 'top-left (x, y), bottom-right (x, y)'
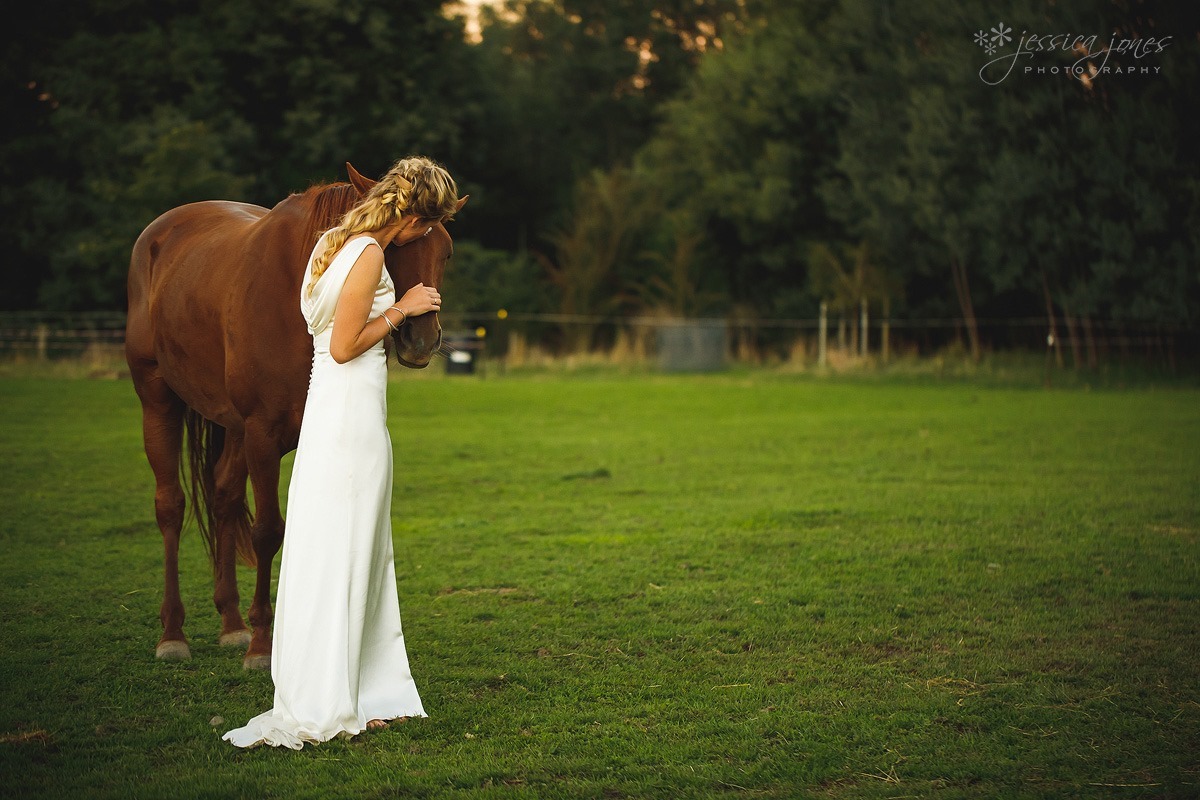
top-left (632, 0), bottom-right (1198, 357)
top-left (538, 167), bottom-right (658, 349)
top-left (3, 0), bottom-right (475, 310)
top-left (969, 0), bottom-right (1200, 363)
top-left (463, 0), bottom-right (753, 252)
top-left (636, 3), bottom-right (841, 322)
top-left (1, 0), bottom-right (1195, 359)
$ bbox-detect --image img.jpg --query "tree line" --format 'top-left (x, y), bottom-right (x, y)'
top-left (3, 0), bottom-right (1197, 359)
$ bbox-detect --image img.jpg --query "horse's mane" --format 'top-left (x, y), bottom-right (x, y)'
top-left (302, 182), bottom-right (360, 243)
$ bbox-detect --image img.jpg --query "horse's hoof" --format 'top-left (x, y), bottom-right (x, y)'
top-left (219, 629), bottom-right (252, 648)
top-left (156, 640), bottom-right (192, 661)
top-left (243, 653), bottom-right (271, 671)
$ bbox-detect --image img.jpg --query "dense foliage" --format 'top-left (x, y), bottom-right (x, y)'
top-left (3, 0), bottom-right (1197, 353)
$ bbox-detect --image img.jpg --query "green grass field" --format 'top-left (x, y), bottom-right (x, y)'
top-left (1, 367), bottom-right (1197, 799)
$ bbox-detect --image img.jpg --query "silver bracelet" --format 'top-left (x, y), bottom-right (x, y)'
top-left (388, 306), bottom-right (408, 326)
top-left (383, 311), bottom-right (398, 332)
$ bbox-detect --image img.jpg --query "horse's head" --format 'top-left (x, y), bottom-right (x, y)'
top-left (346, 162), bottom-right (468, 369)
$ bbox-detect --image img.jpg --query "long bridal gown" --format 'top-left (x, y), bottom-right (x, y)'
top-left (223, 232), bottom-right (427, 749)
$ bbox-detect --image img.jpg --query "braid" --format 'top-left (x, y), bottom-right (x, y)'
top-left (306, 156), bottom-right (461, 296)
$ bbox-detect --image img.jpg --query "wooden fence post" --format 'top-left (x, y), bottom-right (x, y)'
top-left (818, 302), bottom-right (827, 368)
top-left (860, 298), bottom-right (869, 356)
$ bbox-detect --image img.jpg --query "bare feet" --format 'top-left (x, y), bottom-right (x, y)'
top-left (366, 716), bottom-right (410, 731)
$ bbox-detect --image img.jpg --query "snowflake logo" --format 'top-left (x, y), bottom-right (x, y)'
top-left (974, 22), bottom-right (1013, 55)
top-left (974, 29), bottom-right (997, 55)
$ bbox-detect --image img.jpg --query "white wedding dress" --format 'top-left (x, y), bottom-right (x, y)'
top-left (223, 232), bottom-right (427, 749)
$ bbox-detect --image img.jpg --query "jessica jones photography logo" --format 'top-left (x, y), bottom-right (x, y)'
top-left (974, 22), bottom-right (1173, 86)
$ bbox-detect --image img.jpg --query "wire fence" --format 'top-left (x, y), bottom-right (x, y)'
top-left (0, 312), bottom-right (128, 361)
top-left (442, 310), bottom-right (1192, 371)
top-left (0, 310), bottom-right (1191, 371)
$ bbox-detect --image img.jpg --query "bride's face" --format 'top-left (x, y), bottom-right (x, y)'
top-left (388, 215), bottom-right (437, 248)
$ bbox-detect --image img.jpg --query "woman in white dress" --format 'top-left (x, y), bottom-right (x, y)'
top-left (224, 156), bottom-right (461, 749)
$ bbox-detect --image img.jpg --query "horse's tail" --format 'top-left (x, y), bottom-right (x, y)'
top-left (182, 408), bottom-right (257, 569)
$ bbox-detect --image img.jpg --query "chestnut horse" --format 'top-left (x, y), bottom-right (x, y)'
top-left (125, 163), bottom-right (466, 669)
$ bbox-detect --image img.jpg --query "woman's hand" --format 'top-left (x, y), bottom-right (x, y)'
top-left (396, 283), bottom-right (441, 318)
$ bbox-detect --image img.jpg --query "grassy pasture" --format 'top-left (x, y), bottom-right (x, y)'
top-left (0, 368), bottom-right (1197, 799)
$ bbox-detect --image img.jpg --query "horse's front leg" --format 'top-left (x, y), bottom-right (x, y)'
top-left (242, 424), bottom-right (285, 671)
top-left (212, 431), bottom-right (252, 647)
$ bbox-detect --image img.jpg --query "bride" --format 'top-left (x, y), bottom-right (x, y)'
top-left (223, 156), bottom-right (464, 749)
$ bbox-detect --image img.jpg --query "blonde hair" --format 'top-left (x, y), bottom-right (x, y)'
top-left (307, 155), bottom-right (460, 296)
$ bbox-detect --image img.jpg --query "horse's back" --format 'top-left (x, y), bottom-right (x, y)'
top-left (126, 199), bottom-right (307, 430)
top-left (129, 201), bottom-right (269, 317)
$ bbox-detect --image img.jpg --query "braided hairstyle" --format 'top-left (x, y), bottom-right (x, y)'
top-left (307, 155), bottom-right (460, 296)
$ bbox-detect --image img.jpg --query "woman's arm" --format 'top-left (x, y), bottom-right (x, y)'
top-left (329, 243), bottom-right (388, 364)
top-left (329, 242), bottom-right (441, 364)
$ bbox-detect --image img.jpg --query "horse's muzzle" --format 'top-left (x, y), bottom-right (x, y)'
top-left (392, 317), bottom-right (442, 369)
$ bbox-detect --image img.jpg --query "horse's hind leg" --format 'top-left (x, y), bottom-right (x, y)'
top-left (213, 432), bottom-right (252, 647)
top-left (132, 369), bottom-right (191, 661)
top-left (242, 422), bottom-right (286, 671)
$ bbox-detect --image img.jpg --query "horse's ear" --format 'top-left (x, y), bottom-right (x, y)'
top-left (345, 162), bottom-right (375, 196)
top-left (454, 195), bottom-right (469, 213)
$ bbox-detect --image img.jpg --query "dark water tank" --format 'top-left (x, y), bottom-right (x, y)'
top-left (444, 332), bottom-right (483, 375)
